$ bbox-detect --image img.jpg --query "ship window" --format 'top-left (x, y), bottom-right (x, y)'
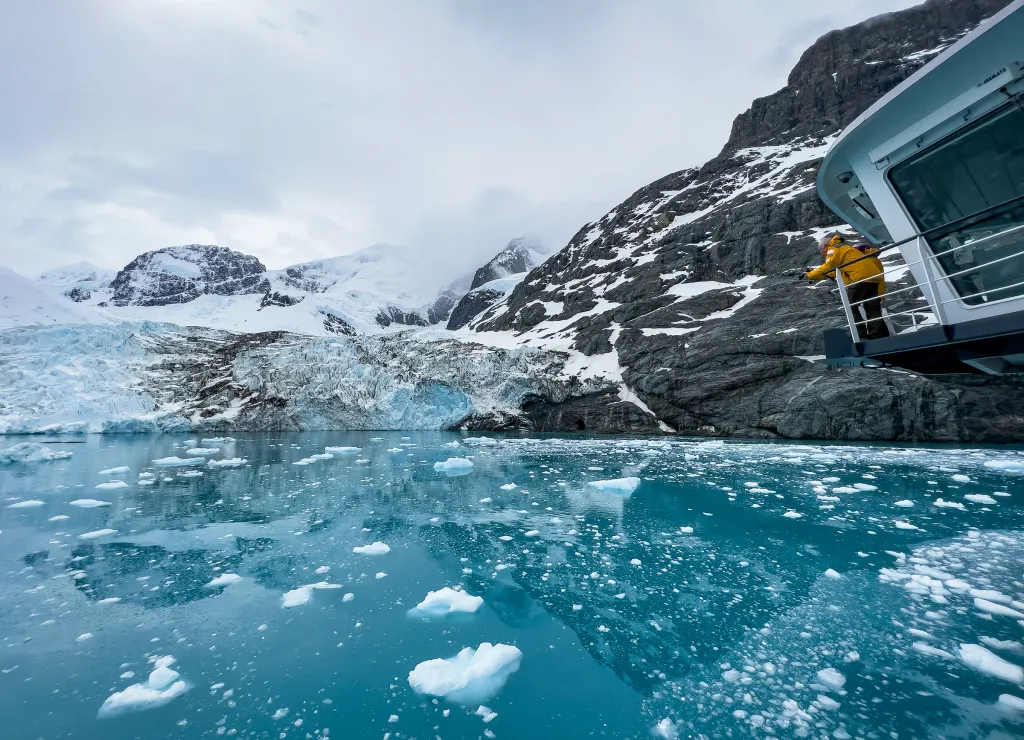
top-left (888, 101), bottom-right (1024, 306)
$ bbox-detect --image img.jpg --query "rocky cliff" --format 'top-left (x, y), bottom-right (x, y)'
top-left (471, 0), bottom-right (1024, 442)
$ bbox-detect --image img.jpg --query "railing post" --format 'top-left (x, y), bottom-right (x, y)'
top-left (918, 236), bottom-right (949, 326)
top-left (835, 275), bottom-right (861, 343)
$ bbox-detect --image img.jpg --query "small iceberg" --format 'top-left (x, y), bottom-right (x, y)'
top-left (408, 642), bottom-right (522, 703)
top-left (208, 457), bottom-right (246, 469)
top-left (324, 446), bottom-right (360, 455)
top-left (99, 466), bottom-right (131, 476)
top-left (434, 458), bottom-right (474, 475)
top-left (462, 437), bottom-right (498, 447)
top-left (205, 573), bottom-right (242, 588)
top-left (152, 456), bottom-right (204, 468)
top-left (79, 529), bottom-right (118, 540)
top-left (97, 656), bottom-right (190, 718)
top-left (6, 499), bottom-right (45, 509)
top-left (185, 447), bottom-right (219, 457)
top-left (281, 581), bottom-right (342, 608)
top-left (409, 587), bottom-right (483, 617)
top-left (0, 442), bottom-right (73, 464)
top-left (95, 480), bottom-right (129, 490)
top-left (200, 437), bottom-right (235, 446)
top-left (70, 499), bottom-right (111, 508)
top-left (353, 541), bottom-right (390, 555)
top-left (587, 477), bottom-right (641, 495)
top-left (984, 459), bottom-right (1024, 472)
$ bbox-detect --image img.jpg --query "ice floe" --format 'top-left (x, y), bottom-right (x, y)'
top-left (97, 656), bottom-right (190, 718)
top-left (205, 573), bottom-right (242, 588)
top-left (0, 442), bottom-right (72, 463)
top-left (410, 587), bottom-right (483, 616)
top-left (587, 477), bottom-right (641, 494)
top-left (152, 456), bottom-right (204, 467)
top-left (95, 480), bottom-right (128, 490)
top-left (434, 457), bottom-right (474, 474)
top-left (959, 643), bottom-right (1024, 683)
top-left (324, 446), bottom-right (360, 455)
top-left (6, 499), bottom-right (45, 508)
top-left (281, 582), bottom-right (342, 608)
top-left (98, 466), bottom-right (131, 475)
top-left (79, 529), bottom-right (118, 540)
top-left (208, 457), bottom-right (246, 468)
top-left (408, 642), bottom-right (522, 703)
top-left (184, 447), bottom-right (219, 457)
top-left (353, 541), bottom-right (390, 555)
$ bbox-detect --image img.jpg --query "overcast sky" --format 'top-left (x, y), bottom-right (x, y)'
top-left (0, 0), bottom-right (920, 281)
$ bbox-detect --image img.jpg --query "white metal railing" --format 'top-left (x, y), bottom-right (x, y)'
top-left (832, 225), bottom-right (1024, 342)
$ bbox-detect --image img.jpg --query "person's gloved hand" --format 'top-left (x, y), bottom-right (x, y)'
top-left (798, 272), bottom-right (808, 280)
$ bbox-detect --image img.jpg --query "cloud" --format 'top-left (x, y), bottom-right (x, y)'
top-left (0, 0), bottom-right (920, 279)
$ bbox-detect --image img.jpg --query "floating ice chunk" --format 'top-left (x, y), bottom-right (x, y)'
top-left (325, 446), bottom-right (360, 455)
top-left (951, 474), bottom-right (971, 483)
top-left (375, 572), bottom-right (387, 579)
top-left (410, 587), bottom-right (483, 616)
top-left (6, 500), bottom-right (45, 508)
top-left (49, 514), bottom-right (70, 521)
top-left (475, 705), bottom-right (498, 723)
top-left (816, 667), bottom-right (846, 691)
top-left (984, 460), bottom-right (1024, 472)
top-left (893, 500), bottom-right (914, 507)
top-left (832, 487), bottom-right (859, 494)
top-left (208, 457), bottom-right (246, 468)
top-left (652, 718), bottom-right (678, 739)
top-left (524, 530), bottom-right (540, 537)
top-left (630, 559), bottom-right (642, 566)
top-left (79, 529), bottom-right (118, 540)
top-left (933, 498), bottom-right (966, 510)
top-left (281, 582), bottom-right (342, 608)
top-left (353, 541), bottom-right (390, 555)
top-left (95, 480), bottom-right (128, 490)
top-left (853, 483), bottom-right (877, 491)
top-left (272, 708), bottom-right (289, 720)
top-left (98, 597), bottom-right (121, 604)
top-left (293, 453), bottom-right (333, 465)
top-left (783, 511), bottom-right (803, 519)
top-left (97, 656), bottom-right (190, 718)
top-left (0, 442), bottom-right (73, 464)
top-left (959, 643), bottom-right (1024, 683)
top-left (980, 637), bottom-right (1024, 654)
top-left (974, 598), bottom-right (1024, 619)
top-left (205, 573), bottom-right (242, 588)
top-left (342, 593), bottom-right (354, 602)
top-left (970, 589), bottom-right (1012, 603)
top-left (964, 494), bottom-right (997, 505)
top-left (434, 458), bottom-right (474, 474)
top-left (462, 437), bottom-right (498, 447)
top-left (999, 694), bottom-right (1024, 710)
top-left (387, 447), bottom-right (403, 453)
top-left (587, 477), bottom-right (641, 495)
top-left (824, 569), bottom-right (842, 579)
top-left (315, 565), bottom-right (330, 574)
top-left (913, 642), bottom-right (954, 659)
top-left (99, 466), bottom-right (131, 476)
top-left (152, 456), bottom-right (204, 468)
top-left (408, 642), bottom-right (522, 703)
top-left (70, 499), bottom-right (111, 508)
top-left (200, 437), bottom-right (235, 446)
top-left (893, 520), bottom-right (921, 530)
top-left (76, 633), bottom-right (93, 642)
top-left (816, 694), bottom-right (840, 710)
top-left (500, 483), bottom-right (517, 490)
top-left (184, 448), bottom-right (219, 457)
top-left (679, 526), bottom-right (693, 534)
top-left (479, 498), bottom-right (492, 503)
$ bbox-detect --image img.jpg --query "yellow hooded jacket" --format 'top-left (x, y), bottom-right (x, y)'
top-left (806, 235), bottom-right (887, 296)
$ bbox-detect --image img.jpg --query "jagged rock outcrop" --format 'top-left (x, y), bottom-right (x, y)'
top-left (110, 245), bottom-right (269, 307)
top-left (472, 0), bottom-right (1024, 441)
top-left (259, 291), bottom-right (303, 309)
top-left (375, 306), bottom-right (429, 328)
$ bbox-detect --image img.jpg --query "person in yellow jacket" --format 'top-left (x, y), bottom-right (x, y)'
top-left (803, 233), bottom-right (891, 340)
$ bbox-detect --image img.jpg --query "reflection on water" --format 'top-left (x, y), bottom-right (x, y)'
top-left (1, 432), bottom-right (1023, 739)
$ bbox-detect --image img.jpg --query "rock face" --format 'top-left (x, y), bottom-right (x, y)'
top-left (446, 237), bottom-right (548, 330)
top-left (375, 306), bottom-right (429, 328)
top-left (110, 245), bottom-right (269, 307)
top-left (473, 0), bottom-right (1024, 441)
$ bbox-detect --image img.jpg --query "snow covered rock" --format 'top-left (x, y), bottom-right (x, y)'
top-left (446, 237), bottom-right (547, 330)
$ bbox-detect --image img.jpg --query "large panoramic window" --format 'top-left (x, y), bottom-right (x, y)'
top-left (888, 100), bottom-right (1024, 306)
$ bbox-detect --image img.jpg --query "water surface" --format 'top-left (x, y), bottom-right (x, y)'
top-left (2, 433), bottom-right (1023, 739)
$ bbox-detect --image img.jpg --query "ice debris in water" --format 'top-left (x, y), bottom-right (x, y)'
top-left (353, 541), bottom-right (390, 555)
top-left (587, 477), bottom-right (641, 495)
top-left (152, 456), bottom-right (204, 467)
top-left (893, 500), bottom-right (914, 507)
top-left (70, 498), bottom-right (111, 508)
top-left (97, 656), bottom-right (190, 718)
top-left (324, 446), bottom-right (360, 455)
top-left (408, 643), bottom-right (522, 703)
top-left (95, 480), bottom-right (128, 490)
top-left (0, 442), bottom-right (73, 464)
top-left (816, 667), bottom-right (846, 691)
top-left (98, 466), bottom-right (130, 476)
top-left (184, 447), bottom-right (219, 457)
top-left (959, 644), bottom-right (1024, 683)
top-left (500, 483), bottom-right (517, 490)
top-left (462, 437), bottom-right (497, 447)
top-left (6, 500), bottom-right (45, 508)
top-left (200, 437), bottom-right (234, 446)
top-left (208, 457), bottom-right (246, 468)
top-left (824, 569), bottom-right (842, 579)
top-left (205, 573), bottom-right (242, 588)
top-left (933, 498), bottom-right (966, 510)
top-left (984, 459), bottom-right (1024, 472)
top-left (964, 493), bottom-right (997, 505)
top-left (410, 587), bottom-right (483, 616)
top-left (434, 457), bottom-right (474, 473)
top-left (999, 694), bottom-right (1024, 710)
top-left (653, 718), bottom-right (679, 739)
top-left (79, 529), bottom-right (118, 540)
top-left (281, 582), bottom-right (342, 608)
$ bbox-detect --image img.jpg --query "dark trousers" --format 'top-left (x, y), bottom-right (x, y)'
top-left (847, 281), bottom-right (890, 340)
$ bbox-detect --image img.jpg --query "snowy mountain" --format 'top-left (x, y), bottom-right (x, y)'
top-left (3, 0), bottom-right (1023, 440)
top-left (37, 261), bottom-right (116, 303)
top-left (0, 267), bottom-right (105, 329)
top-left (446, 237), bottom-right (548, 330)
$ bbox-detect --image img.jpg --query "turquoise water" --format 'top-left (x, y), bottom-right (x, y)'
top-left (1, 433), bottom-right (1023, 740)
